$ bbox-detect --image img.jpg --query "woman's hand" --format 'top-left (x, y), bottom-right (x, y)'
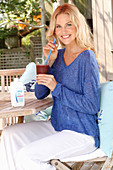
top-left (36, 74), bottom-right (57, 92)
top-left (43, 40), bottom-right (58, 66)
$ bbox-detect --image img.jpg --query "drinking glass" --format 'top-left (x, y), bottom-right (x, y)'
top-left (35, 58), bottom-right (49, 74)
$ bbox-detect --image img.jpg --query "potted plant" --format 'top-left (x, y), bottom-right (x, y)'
top-left (5, 25), bottom-right (19, 48)
top-left (6, 25), bottom-right (18, 36)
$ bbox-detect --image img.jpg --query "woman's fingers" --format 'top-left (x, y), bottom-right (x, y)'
top-left (37, 74), bottom-right (54, 84)
top-left (36, 74), bottom-right (57, 91)
top-left (43, 40), bottom-right (58, 61)
top-left (43, 44), bottom-right (55, 51)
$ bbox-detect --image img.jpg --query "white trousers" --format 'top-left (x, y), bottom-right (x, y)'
top-left (0, 121), bottom-right (96, 170)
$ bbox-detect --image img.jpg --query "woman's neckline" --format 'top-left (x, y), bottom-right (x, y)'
top-left (63, 48), bottom-right (88, 67)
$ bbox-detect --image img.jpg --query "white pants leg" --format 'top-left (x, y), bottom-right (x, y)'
top-left (0, 121), bottom-right (56, 170)
top-left (0, 121), bottom-right (96, 170)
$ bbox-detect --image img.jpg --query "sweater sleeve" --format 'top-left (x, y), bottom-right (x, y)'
top-left (52, 53), bottom-right (100, 114)
top-left (35, 83), bottom-right (50, 100)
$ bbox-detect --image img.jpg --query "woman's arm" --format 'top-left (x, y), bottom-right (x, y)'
top-left (35, 40), bottom-right (58, 100)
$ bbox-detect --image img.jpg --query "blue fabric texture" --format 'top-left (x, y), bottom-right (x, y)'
top-left (35, 49), bottom-right (100, 148)
top-left (98, 81), bottom-right (113, 158)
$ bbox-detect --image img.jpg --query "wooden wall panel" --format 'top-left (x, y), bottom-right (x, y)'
top-left (105, 0), bottom-right (113, 80)
top-left (92, 0), bottom-right (113, 82)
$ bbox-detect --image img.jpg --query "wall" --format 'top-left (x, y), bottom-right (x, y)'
top-left (0, 47), bottom-right (31, 69)
top-left (0, 37), bottom-right (42, 69)
top-left (92, 0), bottom-right (113, 82)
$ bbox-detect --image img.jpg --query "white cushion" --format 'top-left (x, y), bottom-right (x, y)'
top-left (60, 148), bottom-right (106, 162)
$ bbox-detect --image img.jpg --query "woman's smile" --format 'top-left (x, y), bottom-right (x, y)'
top-left (61, 34), bottom-right (71, 39)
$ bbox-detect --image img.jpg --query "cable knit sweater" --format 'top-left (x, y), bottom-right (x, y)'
top-left (35, 49), bottom-right (100, 147)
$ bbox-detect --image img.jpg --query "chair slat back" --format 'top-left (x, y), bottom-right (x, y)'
top-left (0, 68), bottom-right (25, 92)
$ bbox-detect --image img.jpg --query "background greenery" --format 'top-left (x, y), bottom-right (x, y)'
top-left (0, 0), bottom-right (91, 47)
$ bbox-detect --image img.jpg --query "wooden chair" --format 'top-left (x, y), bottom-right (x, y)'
top-left (50, 152), bottom-right (113, 170)
top-left (0, 68), bottom-right (25, 130)
top-left (0, 68), bottom-right (25, 92)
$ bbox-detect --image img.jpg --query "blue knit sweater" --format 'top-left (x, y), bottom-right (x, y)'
top-left (35, 49), bottom-right (100, 147)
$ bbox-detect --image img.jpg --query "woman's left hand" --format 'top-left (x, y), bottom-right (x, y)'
top-left (36, 74), bottom-right (57, 92)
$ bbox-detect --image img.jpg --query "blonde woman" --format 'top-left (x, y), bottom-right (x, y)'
top-left (0, 4), bottom-right (100, 170)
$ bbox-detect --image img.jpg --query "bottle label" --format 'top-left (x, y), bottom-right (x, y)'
top-left (10, 81), bottom-right (24, 107)
top-left (15, 90), bottom-right (24, 103)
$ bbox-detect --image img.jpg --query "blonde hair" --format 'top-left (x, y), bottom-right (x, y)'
top-left (46, 3), bottom-right (98, 58)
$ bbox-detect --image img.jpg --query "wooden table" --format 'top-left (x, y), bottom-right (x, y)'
top-left (0, 92), bottom-right (53, 120)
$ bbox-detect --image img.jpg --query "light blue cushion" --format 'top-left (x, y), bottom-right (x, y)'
top-left (24, 106), bottom-right (52, 122)
top-left (98, 81), bottom-right (113, 158)
top-left (20, 62), bottom-right (36, 84)
top-left (19, 62), bottom-right (36, 92)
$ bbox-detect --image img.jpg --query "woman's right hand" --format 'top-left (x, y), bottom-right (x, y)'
top-left (43, 40), bottom-right (58, 65)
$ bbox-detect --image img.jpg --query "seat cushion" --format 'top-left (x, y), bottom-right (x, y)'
top-left (60, 148), bottom-right (106, 162)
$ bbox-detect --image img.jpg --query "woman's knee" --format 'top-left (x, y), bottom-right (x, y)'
top-left (15, 148), bottom-right (41, 170)
top-left (2, 124), bottom-right (24, 141)
top-left (2, 125), bottom-right (16, 138)
top-left (15, 148), bottom-right (55, 170)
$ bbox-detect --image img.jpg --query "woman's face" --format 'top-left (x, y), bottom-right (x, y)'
top-left (55, 13), bottom-right (76, 46)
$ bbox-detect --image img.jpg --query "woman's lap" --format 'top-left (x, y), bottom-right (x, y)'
top-left (3, 121), bottom-right (56, 144)
top-left (1, 121), bottom-right (96, 170)
top-left (15, 129), bottom-right (96, 169)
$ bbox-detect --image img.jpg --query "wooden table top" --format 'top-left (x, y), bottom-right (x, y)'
top-left (0, 92), bottom-right (53, 118)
